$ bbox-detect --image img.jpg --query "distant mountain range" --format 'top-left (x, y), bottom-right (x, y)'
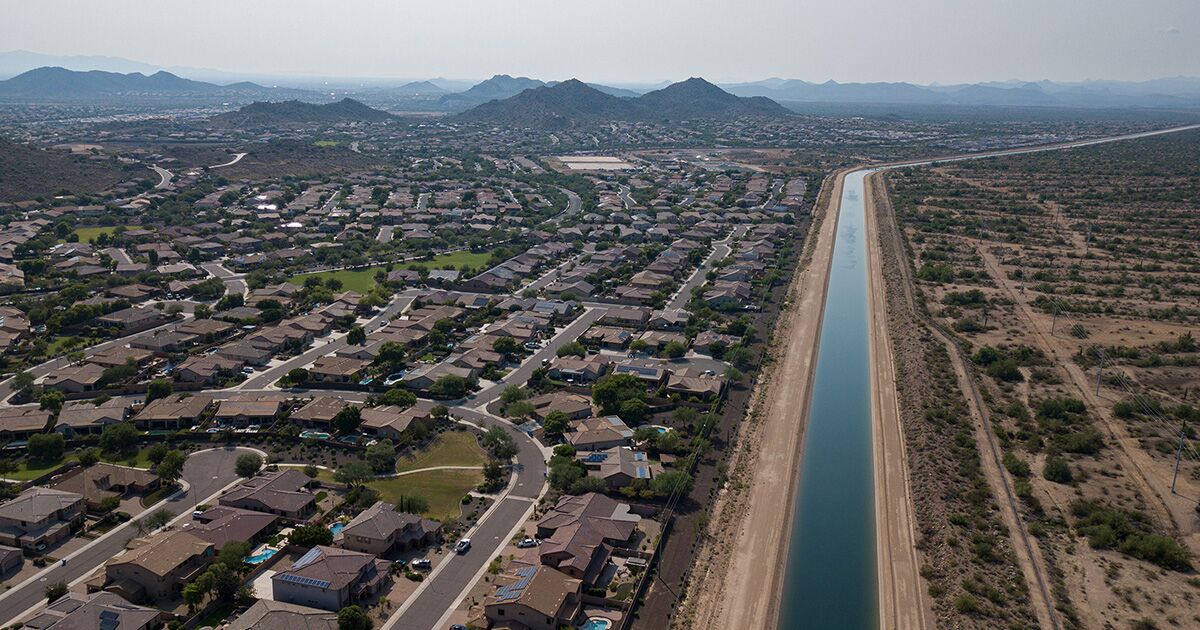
top-left (209, 98), bottom-right (394, 126)
top-left (720, 78), bottom-right (1200, 108)
top-left (458, 77), bottom-right (790, 129)
top-left (0, 66), bottom-right (311, 102)
top-left (438, 74), bottom-right (642, 109)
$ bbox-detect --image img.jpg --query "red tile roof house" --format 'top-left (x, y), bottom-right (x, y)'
top-left (271, 546), bottom-right (391, 612)
top-left (218, 469), bottom-right (318, 522)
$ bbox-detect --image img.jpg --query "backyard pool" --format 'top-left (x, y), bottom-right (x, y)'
top-left (300, 431), bottom-right (331, 440)
top-left (329, 522), bottom-right (345, 536)
top-left (246, 546), bottom-right (279, 565)
top-left (580, 619), bottom-right (611, 630)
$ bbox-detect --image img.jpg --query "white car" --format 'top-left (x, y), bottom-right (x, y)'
top-left (516, 537), bottom-right (539, 548)
top-left (454, 538), bottom-right (472, 554)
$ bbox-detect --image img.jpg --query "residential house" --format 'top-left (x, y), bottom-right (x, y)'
top-left (527, 392), bottom-right (593, 422)
top-left (308, 356), bottom-right (369, 384)
top-left (213, 398), bottom-right (282, 426)
top-left (227, 600), bottom-right (337, 630)
top-left (21, 592), bottom-right (163, 630)
top-left (133, 394), bottom-right (214, 430)
top-left (0, 406), bottom-right (53, 439)
top-left (99, 531), bottom-right (215, 603)
top-left (271, 546), bottom-right (391, 611)
top-left (218, 470), bottom-right (317, 521)
top-left (54, 400), bottom-right (130, 436)
top-left (49, 463), bottom-right (160, 512)
top-left (0, 487), bottom-right (85, 551)
top-left (565, 416), bottom-right (634, 451)
top-left (335, 501), bottom-right (440, 555)
top-left (290, 397), bottom-right (352, 429)
top-left (483, 566), bottom-right (583, 630)
top-left (577, 447), bottom-right (661, 489)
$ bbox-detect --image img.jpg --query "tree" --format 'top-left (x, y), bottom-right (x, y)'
top-left (193, 304), bottom-right (212, 319)
top-left (11, 371), bottom-right (34, 394)
top-left (325, 277), bottom-right (343, 291)
top-left (482, 426), bottom-right (519, 459)
top-left (592, 373), bottom-right (647, 415)
top-left (333, 406), bottom-right (363, 434)
top-left (338, 605), bottom-right (373, 630)
top-left (725, 347), bottom-right (755, 370)
top-left (1043, 457), bottom-right (1073, 484)
top-left (365, 440), bottom-right (397, 474)
top-left (217, 540), bottom-right (252, 570)
top-left (556, 341), bottom-right (586, 358)
top-left (493, 336), bottom-right (519, 357)
top-left (235, 453), bottom-right (263, 477)
top-left (28, 433), bottom-right (65, 463)
top-left (393, 495), bottom-right (429, 514)
top-left (45, 581), bottom-right (68, 603)
top-left (146, 379), bottom-right (172, 403)
top-left (500, 385), bottom-right (527, 407)
top-left (335, 461), bottom-right (374, 486)
top-left (38, 390), bottom-right (65, 411)
top-left (618, 398), bottom-right (650, 424)
top-left (146, 443), bottom-right (170, 465)
top-left (374, 388), bottom-right (416, 408)
top-left (429, 374), bottom-right (471, 399)
top-left (303, 464), bottom-right (320, 478)
top-left (569, 475), bottom-right (608, 495)
top-left (651, 471), bottom-right (694, 497)
top-left (548, 457), bottom-right (584, 490)
top-left (290, 524), bottom-right (334, 548)
top-left (506, 400), bottom-right (535, 419)
top-left (285, 368), bottom-right (310, 385)
top-left (97, 420), bottom-right (137, 453)
top-left (347, 325), bottom-right (366, 345)
top-left (77, 448), bottom-right (100, 467)
top-left (542, 410), bottom-right (569, 441)
top-left (157, 450), bottom-right (186, 485)
top-left (662, 340), bottom-right (687, 358)
top-left (183, 579), bottom-right (207, 611)
top-left (483, 459), bottom-right (504, 487)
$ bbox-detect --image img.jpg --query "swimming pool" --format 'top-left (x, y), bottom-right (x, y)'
top-left (580, 619), bottom-right (611, 630)
top-left (329, 522), bottom-right (345, 536)
top-left (300, 431), bottom-right (331, 440)
top-left (246, 547), bottom-right (279, 564)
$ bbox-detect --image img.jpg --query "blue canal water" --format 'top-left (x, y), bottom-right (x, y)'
top-left (778, 169), bottom-right (878, 629)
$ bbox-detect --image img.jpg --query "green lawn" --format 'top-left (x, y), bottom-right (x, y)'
top-left (403, 251), bottom-right (492, 273)
top-left (396, 431), bottom-right (486, 473)
top-left (99, 447), bottom-right (155, 469)
top-left (313, 140), bottom-right (339, 148)
top-left (6, 457), bottom-right (70, 481)
top-left (73, 225), bottom-right (143, 243)
top-left (367, 469), bottom-right (482, 521)
top-left (287, 267), bottom-right (385, 293)
top-left (45, 335), bottom-right (98, 358)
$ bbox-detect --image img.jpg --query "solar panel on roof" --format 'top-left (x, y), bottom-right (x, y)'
top-left (291, 547), bottom-right (323, 570)
top-left (279, 573), bottom-right (332, 589)
top-left (636, 466), bottom-right (649, 478)
top-left (495, 567), bottom-right (537, 601)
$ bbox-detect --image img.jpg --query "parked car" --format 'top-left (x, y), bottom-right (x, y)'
top-left (516, 537), bottom-right (539, 548)
top-left (411, 558), bottom-right (432, 570)
top-left (454, 538), bottom-right (471, 554)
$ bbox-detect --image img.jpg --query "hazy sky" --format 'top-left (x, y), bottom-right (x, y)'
top-left (3, 0), bottom-right (1198, 84)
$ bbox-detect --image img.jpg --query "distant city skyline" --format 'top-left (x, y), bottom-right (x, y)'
top-left (3, 0), bottom-right (1198, 85)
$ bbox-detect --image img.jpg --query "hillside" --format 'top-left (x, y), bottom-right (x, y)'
top-left (459, 80), bottom-right (639, 129)
top-left (0, 66), bottom-right (310, 102)
top-left (0, 139), bottom-right (139, 202)
top-left (458, 77), bottom-right (791, 128)
top-left (209, 98), bottom-right (395, 127)
top-left (439, 74), bottom-right (545, 107)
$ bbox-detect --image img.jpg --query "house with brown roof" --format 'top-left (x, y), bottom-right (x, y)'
top-left (290, 397), bottom-right (353, 428)
top-left (335, 501), bottom-right (440, 556)
top-left (271, 546), bottom-right (391, 611)
top-left (133, 394), bottom-right (213, 430)
top-left (213, 398), bottom-right (282, 425)
top-left (175, 354), bottom-right (242, 384)
top-left (42, 363), bottom-right (106, 394)
top-left (98, 530), bottom-right (215, 603)
top-left (577, 447), bottom-right (661, 489)
top-left (308, 356), bottom-right (369, 384)
top-left (546, 355), bottom-right (609, 383)
top-left (0, 487), bottom-right (85, 551)
top-left (21, 591), bottom-right (163, 630)
top-left (565, 416), bottom-right (634, 451)
top-left (49, 463), bottom-right (160, 512)
top-left (483, 565), bottom-right (583, 630)
top-left (227, 600), bottom-right (337, 630)
top-left (360, 403), bottom-right (434, 442)
top-left (187, 505), bottom-right (277, 550)
top-left (54, 400), bottom-right (131, 437)
top-left (0, 406), bottom-right (54, 439)
top-left (218, 469), bottom-right (317, 521)
top-left (527, 391), bottom-right (593, 422)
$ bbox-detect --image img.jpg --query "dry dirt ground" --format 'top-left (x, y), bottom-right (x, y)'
top-left (886, 132), bottom-right (1200, 628)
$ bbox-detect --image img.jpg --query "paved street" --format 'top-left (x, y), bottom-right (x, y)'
top-left (0, 447), bottom-right (254, 627)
